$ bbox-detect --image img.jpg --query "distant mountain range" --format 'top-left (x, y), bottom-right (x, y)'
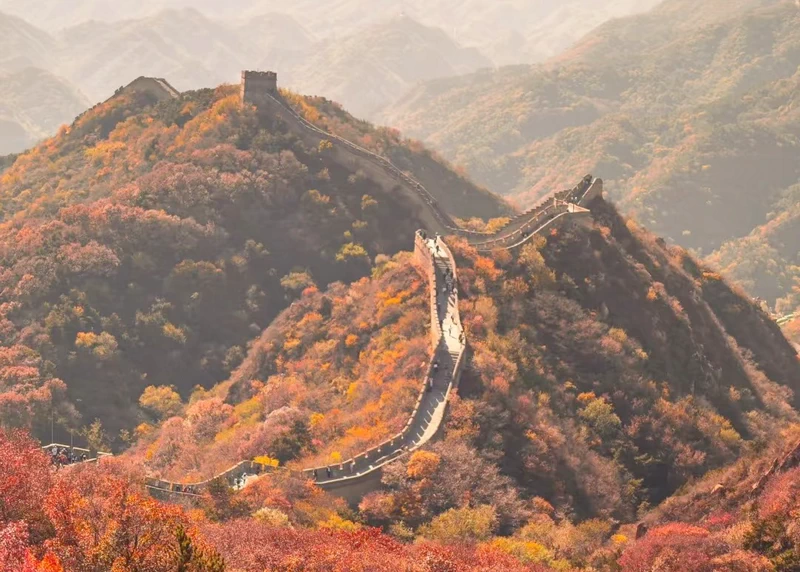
top-left (0, 0), bottom-right (660, 66)
top-left (0, 1), bottom-right (661, 153)
top-left (382, 0), bottom-right (800, 313)
top-left (0, 68), bottom-right (89, 154)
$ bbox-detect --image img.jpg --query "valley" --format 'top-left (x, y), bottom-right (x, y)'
top-left (3, 1), bottom-right (800, 569)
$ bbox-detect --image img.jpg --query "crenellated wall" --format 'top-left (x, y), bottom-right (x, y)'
top-left (120, 77), bottom-right (180, 102)
top-left (415, 231), bottom-right (442, 349)
top-left (247, 87), bottom-right (600, 249)
top-left (146, 231), bottom-right (468, 505)
top-left (140, 73), bottom-right (602, 506)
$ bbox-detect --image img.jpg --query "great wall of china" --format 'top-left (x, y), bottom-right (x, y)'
top-left (47, 71), bottom-right (603, 505)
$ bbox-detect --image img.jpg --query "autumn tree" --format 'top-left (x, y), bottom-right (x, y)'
top-left (139, 385), bottom-right (183, 421)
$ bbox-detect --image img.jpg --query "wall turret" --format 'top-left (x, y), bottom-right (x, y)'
top-left (241, 70), bottom-right (278, 108)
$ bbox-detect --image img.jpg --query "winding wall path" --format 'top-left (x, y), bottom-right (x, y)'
top-left (143, 93), bottom-right (603, 503)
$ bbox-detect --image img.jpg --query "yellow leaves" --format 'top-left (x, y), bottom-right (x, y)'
top-left (75, 331), bottom-right (118, 359)
top-left (518, 242), bottom-right (556, 289)
top-left (646, 286), bottom-right (658, 301)
top-left (608, 327), bottom-right (628, 345)
top-left (309, 412), bottom-right (325, 429)
top-left (719, 426), bottom-right (742, 447)
top-left (253, 455), bottom-right (280, 467)
top-left (611, 533), bottom-right (629, 545)
top-left (406, 451), bottom-right (441, 479)
top-left (577, 392), bottom-right (597, 404)
top-left (214, 426), bottom-right (237, 443)
top-left (382, 296), bottom-right (402, 308)
top-left (252, 507), bottom-right (290, 527)
top-left (318, 139), bottom-right (333, 152)
top-left (485, 217), bottom-right (511, 233)
top-left (420, 505), bottom-right (497, 543)
top-left (329, 451), bottom-right (342, 463)
top-left (74, 331), bottom-right (97, 348)
top-left (702, 271), bottom-right (722, 281)
top-left (303, 189), bottom-right (330, 206)
top-left (345, 334), bottom-right (359, 348)
top-left (489, 537), bottom-right (552, 564)
top-left (84, 140), bottom-right (127, 166)
top-left (162, 323), bottom-right (187, 345)
top-left (135, 423), bottom-right (154, 438)
top-left (297, 311), bottom-right (324, 330)
top-left (139, 385), bottom-right (182, 420)
top-left (318, 514), bottom-right (361, 532)
top-left (229, 398), bottom-right (263, 432)
top-left (283, 338), bottom-right (301, 353)
top-left (336, 243), bottom-right (369, 263)
top-left (474, 255), bottom-right (502, 282)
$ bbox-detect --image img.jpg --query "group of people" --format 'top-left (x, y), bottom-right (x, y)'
top-left (231, 472), bottom-right (252, 490)
top-left (171, 483), bottom-right (198, 494)
top-left (47, 446), bottom-right (88, 468)
top-left (312, 467), bottom-right (334, 480)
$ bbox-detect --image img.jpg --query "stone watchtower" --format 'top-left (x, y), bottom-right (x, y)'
top-left (241, 70), bottom-right (277, 108)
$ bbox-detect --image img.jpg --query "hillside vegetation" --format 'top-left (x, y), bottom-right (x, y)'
top-left (129, 191), bottom-right (800, 567)
top-left (0, 82), bottom-right (503, 438)
top-left (383, 0), bottom-right (800, 310)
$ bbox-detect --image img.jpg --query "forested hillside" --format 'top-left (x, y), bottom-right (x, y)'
top-left (127, 188), bottom-right (800, 565)
top-left (0, 0), bottom-right (665, 154)
top-left (0, 82), bottom-right (505, 439)
top-left (0, 68), bottom-right (89, 155)
top-left (383, 0), bottom-right (800, 311)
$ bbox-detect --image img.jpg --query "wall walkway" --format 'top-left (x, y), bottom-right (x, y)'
top-left (143, 92), bottom-right (603, 503)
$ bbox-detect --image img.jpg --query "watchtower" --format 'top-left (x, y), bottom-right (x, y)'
top-left (241, 70), bottom-right (277, 108)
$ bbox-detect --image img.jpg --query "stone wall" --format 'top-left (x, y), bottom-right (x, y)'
top-left (241, 70), bottom-right (278, 107)
top-left (121, 77), bottom-right (180, 102)
top-left (141, 79), bottom-right (602, 506)
top-left (42, 443), bottom-right (112, 463)
top-left (415, 231), bottom-right (442, 349)
top-left (146, 231), bottom-right (467, 506)
top-left (244, 84), bottom-right (600, 249)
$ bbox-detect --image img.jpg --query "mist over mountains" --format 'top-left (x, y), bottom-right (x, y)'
top-left (0, 0), bottom-right (661, 65)
top-left (0, 0), bottom-right (660, 154)
top-left (382, 0), bottom-right (800, 313)
top-left (5, 2), bottom-right (800, 569)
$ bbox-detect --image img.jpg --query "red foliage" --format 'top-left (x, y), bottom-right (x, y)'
top-left (202, 520), bottom-right (543, 571)
top-left (618, 523), bottom-right (770, 572)
top-left (43, 465), bottom-right (187, 572)
top-left (0, 430), bottom-right (52, 535)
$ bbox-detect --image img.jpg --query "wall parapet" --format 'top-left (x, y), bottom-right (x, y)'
top-left (142, 77), bottom-right (603, 504)
top-left (146, 231), bottom-right (466, 502)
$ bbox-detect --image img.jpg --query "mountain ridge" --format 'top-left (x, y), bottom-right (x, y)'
top-left (381, 0), bottom-right (800, 312)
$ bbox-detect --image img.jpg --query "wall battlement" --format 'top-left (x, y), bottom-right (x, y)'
top-left (120, 77), bottom-right (180, 102)
top-left (241, 70), bottom-right (278, 107)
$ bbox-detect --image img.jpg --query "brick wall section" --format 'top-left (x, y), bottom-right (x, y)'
top-left (249, 86), bottom-right (602, 249)
top-left (141, 73), bottom-right (604, 504)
